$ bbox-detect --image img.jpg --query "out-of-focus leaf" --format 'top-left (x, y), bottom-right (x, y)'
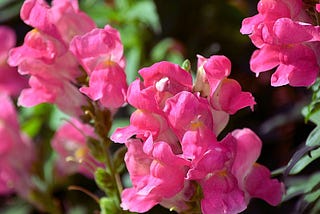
top-left (99, 197), bottom-right (119, 214)
top-left (48, 106), bottom-right (70, 130)
top-left (21, 117), bottom-right (42, 137)
top-left (110, 118), bottom-right (130, 136)
top-left (303, 78), bottom-right (320, 125)
top-left (151, 38), bottom-right (184, 65)
top-left (0, 198), bottom-right (32, 214)
top-left (284, 171), bottom-right (320, 202)
top-left (290, 148), bottom-right (320, 175)
top-left (67, 206), bottom-right (87, 214)
top-left (285, 126), bottom-right (320, 175)
top-left (0, 0), bottom-right (22, 22)
top-left (125, 47), bottom-right (141, 83)
top-left (126, 1), bottom-right (160, 33)
top-left (306, 125), bottom-right (320, 147)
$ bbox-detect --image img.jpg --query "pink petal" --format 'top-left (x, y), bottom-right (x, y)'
top-left (245, 164), bottom-right (283, 206)
top-left (250, 45), bottom-right (279, 74)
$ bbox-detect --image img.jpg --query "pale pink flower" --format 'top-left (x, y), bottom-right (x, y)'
top-left (51, 118), bottom-right (100, 177)
top-left (0, 26), bottom-right (27, 96)
top-left (241, 0), bottom-right (320, 86)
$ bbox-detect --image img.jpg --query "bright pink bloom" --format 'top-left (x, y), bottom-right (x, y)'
top-left (70, 25), bottom-right (127, 110)
top-left (0, 93), bottom-right (34, 197)
top-left (8, 0), bottom-right (96, 116)
top-left (163, 91), bottom-right (214, 139)
top-left (51, 118), bottom-right (100, 177)
top-left (120, 136), bottom-right (189, 212)
top-left (196, 55), bottom-right (255, 115)
top-left (186, 129), bottom-right (283, 214)
top-left (127, 61), bottom-right (193, 112)
top-left (241, 0), bottom-right (320, 86)
top-left (0, 26), bottom-right (27, 96)
top-left (231, 128), bottom-right (283, 206)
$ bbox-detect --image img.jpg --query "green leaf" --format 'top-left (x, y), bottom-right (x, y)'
top-left (94, 168), bottom-right (115, 196)
top-left (306, 125), bottom-right (320, 146)
top-left (290, 148), bottom-right (320, 175)
top-left (285, 126), bottom-right (320, 175)
top-left (87, 137), bottom-right (106, 162)
top-left (100, 197), bottom-right (120, 214)
top-left (125, 1), bottom-right (160, 33)
top-left (284, 171), bottom-right (320, 202)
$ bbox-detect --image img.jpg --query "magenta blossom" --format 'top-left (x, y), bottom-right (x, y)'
top-left (111, 55), bottom-right (281, 213)
top-left (70, 25), bottom-right (127, 110)
top-left (120, 136), bottom-right (190, 213)
top-left (241, 0), bottom-right (320, 86)
top-left (51, 118), bottom-right (101, 177)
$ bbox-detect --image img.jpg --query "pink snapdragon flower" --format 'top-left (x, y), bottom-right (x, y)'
top-left (69, 25), bottom-right (127, 110)
top-left (120, 136), bottom-right (190, 213)
top-left (241, 0), bottom-right (320, 86)
top-left (0, 26), bottom-right (27, 96)
top-left (186, 129), bottom-right (283, 214)
top-left (8, 0), bottom-right (96, 116)
top-left (111, 55), bottom-right (281, 213)
top-left (51, 118), bottom-right (100, 177)
top-left (0, 93), bottom-right (35, 197)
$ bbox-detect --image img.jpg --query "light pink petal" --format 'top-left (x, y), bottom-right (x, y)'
top-left (121, 188), bottom-right (159, 212)
top-left (240, 14), bottom-right (263, 35)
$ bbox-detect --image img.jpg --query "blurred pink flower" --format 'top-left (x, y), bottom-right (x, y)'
top-left (0, 26), bottom-right (27, 96)
top-left (0, 93), bottom-right (34, 197)
top-left (51, 118), bottom-right (100, 177)
top-left (241, 0), bottom-right (320, 86)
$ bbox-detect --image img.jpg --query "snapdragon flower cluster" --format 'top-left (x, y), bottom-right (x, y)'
top-left (8, 0), bottom-right (127, 116)
top-left (241, 0), bottom-right (320, 87)
top-left (0, 0), bottom-right (286, 213)
top-left (111, 55), bottom-right (283, 213)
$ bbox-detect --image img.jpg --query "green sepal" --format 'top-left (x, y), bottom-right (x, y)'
top-left (87, 137), bottom-right (106, 163)
top-left (113, 146), bottom-right (127, 174)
